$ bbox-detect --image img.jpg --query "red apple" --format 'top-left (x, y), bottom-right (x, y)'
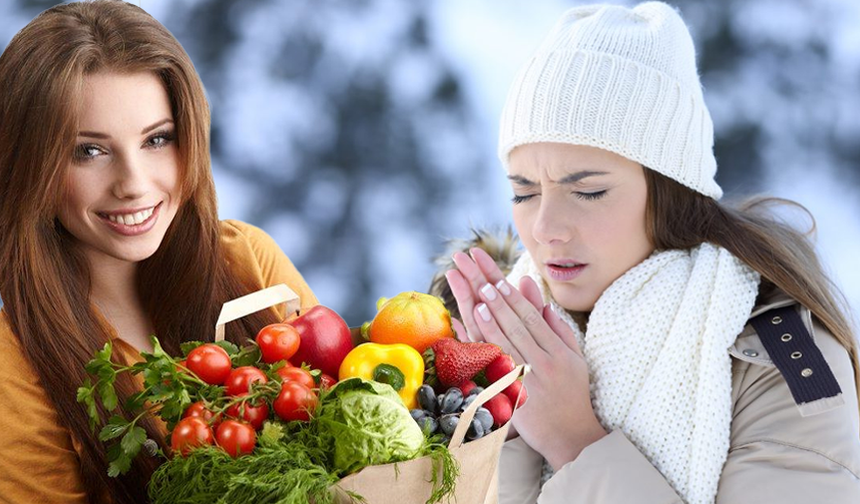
top-left (289, 305), bottom-right (354, 378)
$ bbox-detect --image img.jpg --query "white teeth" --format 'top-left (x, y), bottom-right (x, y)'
top-left (106, 207), bottom-right (154, 225)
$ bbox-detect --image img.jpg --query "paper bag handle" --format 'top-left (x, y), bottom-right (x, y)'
top-left (449, 364), bottom-right (528, 449)
top-left (215, 284), bottom-right (301, 342)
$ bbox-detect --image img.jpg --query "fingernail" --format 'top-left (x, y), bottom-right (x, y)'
top-left (495, 280), bottom-right (511, 296)
top-left (480, 283), bottom-right (497, 301)
top-left (477, 303), bottom-right (492, 322)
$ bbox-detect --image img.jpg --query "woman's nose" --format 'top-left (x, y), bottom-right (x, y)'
top-left (532, 196), bottom-right (574, 245)
top-left (110, 152), bottom-right (149, 200)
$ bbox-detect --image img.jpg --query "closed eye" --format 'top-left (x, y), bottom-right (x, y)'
top-left (575, 190), bottom-right (607, 201)
top-left (512, 194), bottom-right (536, 204)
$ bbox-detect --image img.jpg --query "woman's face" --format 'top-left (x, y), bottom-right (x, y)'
top-left (509, 142), bottom-right (654, 312)
top-left (58, 71), bottom-right (181, 266)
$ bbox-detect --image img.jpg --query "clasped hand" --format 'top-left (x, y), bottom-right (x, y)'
top-left (446, 248), bottom-right (607, 470)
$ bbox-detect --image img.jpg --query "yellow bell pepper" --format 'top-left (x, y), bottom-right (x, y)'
top-left (338, 343), bottom-right (424, 409)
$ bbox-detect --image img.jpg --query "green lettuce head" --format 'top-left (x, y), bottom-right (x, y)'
top-left (319, 377), bottom-right (425, 474)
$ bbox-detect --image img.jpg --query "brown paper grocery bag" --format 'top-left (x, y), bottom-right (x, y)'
top-left (215, 284), bottom-right (523, 504)
top-left (332, 364), bottom-right (527, 504)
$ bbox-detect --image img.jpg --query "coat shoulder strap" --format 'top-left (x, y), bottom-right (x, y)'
top-left (749, 305), bottom-right (843, 416)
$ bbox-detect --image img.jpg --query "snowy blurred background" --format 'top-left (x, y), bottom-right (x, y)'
top-left (1, 0), bottom-right (858, 329)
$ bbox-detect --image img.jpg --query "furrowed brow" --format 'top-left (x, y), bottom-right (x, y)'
top-left (507, 174), bottom-right (536, 187)
top-left (558, 170), bottom-right (609, 184)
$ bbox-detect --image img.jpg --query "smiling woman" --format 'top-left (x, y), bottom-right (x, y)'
top-left (0, 1), bottom-right (318, 503)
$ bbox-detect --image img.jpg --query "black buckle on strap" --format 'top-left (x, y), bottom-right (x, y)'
top-left (750, 306), bottom-right (841, 409)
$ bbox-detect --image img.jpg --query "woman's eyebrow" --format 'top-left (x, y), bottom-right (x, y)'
top-left (507, 170), bottom-right (609, 186)
top-left (77, 118), bottom-right (174, 139)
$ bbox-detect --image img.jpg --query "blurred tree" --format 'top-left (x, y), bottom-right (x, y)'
top-left (4, 0), bottom-right (858, 319)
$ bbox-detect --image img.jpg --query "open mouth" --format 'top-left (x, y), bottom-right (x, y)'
top-left (548, 262), bottom-right (584, 269)
top-left (545, 261), bottom-right (587, 281)
top-left (96, 202), bottom-right (162, 234)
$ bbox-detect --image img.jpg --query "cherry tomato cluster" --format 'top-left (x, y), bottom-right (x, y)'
top-left (169, 323), bottom-right (334, 458)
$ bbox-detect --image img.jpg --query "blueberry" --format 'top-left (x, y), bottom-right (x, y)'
top-left (439, 414), bottom-right (460, 436)
top-left (440, 388), bottom-right (464, 414)
top-left (418, 385), bottom-right (437, 412)
top-left (475, 408), bottom-right (493, 432)
top-left (466, 418), bottom-right (485, 441)
top-left (460, 394), bottom-right (477, 411)
top-left (467, 386), bottom-right (484, 397)
top-left (417, 416), bottom-right (439, 435)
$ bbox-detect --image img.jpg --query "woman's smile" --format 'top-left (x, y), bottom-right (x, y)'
top-left (95, 201), bottom-right (162, 237)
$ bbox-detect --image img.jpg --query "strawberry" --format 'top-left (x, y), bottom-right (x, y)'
top-left (503, 379), bottom-right (528, 409)
top-left (485, 354), bottom-right (516, 383)
top-left (429, 339), bottom-right (502, 387)
top-left (484, 393), bottom-right (513, 428)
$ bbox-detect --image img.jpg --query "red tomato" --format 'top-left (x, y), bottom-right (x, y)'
top-left (224, 366), bottom-right (268, 396)
top-left (225, 397), bottom-right (269, 431)
top-left (216, 420), bottom-right (256, 457)
top-left (275, 366), bottom-right (315, 390)
top-left (318, 373), bottom-right (337, 390)
top-left (186, 344), bottom-right (232, 385)
top-left (170, 417), bottom-right (214, 456)
top-left (183, 401), bottom-right (222, 430)
top-left (274, 381), bottom-right (318, 422)
top-left (256, 323), bottom-right (301, 364)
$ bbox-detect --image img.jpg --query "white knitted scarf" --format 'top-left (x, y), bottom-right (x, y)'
top-left (507, 243), bottom-right (761, 504)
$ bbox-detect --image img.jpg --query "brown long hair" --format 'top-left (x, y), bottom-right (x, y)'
top-left (0, 1), bottom-right (278, 502)
top-left (644, 169), bottom-right (860, 423)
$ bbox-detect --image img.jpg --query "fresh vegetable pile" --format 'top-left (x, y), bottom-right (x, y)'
top-left (77, 291), bottom-right (525, 504)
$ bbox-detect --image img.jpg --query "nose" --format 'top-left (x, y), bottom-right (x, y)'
top-left (110, 151), bottom-right (149, 200)
top-left (531, 194), bottom-right (574, 245)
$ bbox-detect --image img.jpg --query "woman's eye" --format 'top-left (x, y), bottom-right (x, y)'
top-left (73, 144), bottom-right (104, 161)
top-left (512, 194), bottom-right (536, 204)
top-left (575, 190), bottom-right (607, 201)
top-left (145, 130), bottom-right (175, 149)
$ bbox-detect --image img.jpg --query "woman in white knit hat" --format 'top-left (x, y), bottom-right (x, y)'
top-left (445, 2), bottom-right (860, 503)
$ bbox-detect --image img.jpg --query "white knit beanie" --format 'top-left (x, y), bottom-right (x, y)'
top-left (498, 1), bottom-right (722, 200)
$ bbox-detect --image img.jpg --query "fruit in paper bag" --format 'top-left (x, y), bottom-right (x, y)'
top-left (255, 323), bottom-right (301, 364)
top-left (485, 354), bottom-right (515, 383)
top-left (186, 344), bottom-right (232, 385)
top-left (338, 343), bottom-right (424, 409)
top-left (170, 417), bottom-right (214, 456)
top-left (224, 366), bottom-right (268, 396)
top-left (275, 366), bottom-right (315, 390)
top-left (274, 381), bottom-right (318, 422)
top-left (368, 291), bottom-right (454, 353)
top-left (215, 420), bottom-right (256, 457)
top-left (426, 338), bottom-right (502, 386)
top-left (290, 305), bottom-right (353, 378)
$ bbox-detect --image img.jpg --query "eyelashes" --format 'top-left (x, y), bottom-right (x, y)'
top-left (145, 129), bottom-right (175, 149)
top-left (72, 129), bottom-right (176, 162)
top-left (511, 190), bottom-right (608, 204)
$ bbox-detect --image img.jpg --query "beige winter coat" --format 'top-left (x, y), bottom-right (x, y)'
top-left (498, 291), bottom-right (860, 503)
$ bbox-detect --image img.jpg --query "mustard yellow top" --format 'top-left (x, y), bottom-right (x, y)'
top-left (0, 220), bottom-right (318, 503)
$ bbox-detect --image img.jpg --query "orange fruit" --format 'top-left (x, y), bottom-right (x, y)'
top-left (368, 291), bottom-right (454, 353)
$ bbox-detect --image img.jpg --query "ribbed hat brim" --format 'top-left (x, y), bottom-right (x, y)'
top-left (499, 49), bottom-right (722, 200)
